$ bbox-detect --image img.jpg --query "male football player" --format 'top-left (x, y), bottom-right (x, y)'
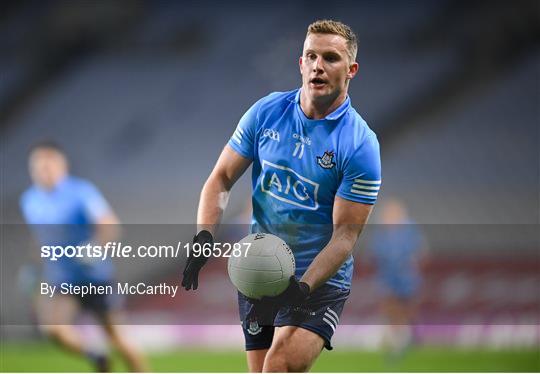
top-left (20, 142), bottom-right (148, 372)
top-left (368, 198), bottom-right (428, 359)
top-left (182, 20), bottom-right (381, 372)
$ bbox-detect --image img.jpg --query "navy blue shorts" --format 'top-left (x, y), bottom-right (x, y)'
top-left (238, 284), bottom-right (350, 351)
top-left (72, 283), bottom-right (120, 316)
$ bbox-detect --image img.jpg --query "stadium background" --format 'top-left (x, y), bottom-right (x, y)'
top-left (1, 0), bottom-right (539, 372)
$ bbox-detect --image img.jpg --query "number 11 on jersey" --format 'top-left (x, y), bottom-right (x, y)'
top-left (293, 142), bottom-right (305, 159)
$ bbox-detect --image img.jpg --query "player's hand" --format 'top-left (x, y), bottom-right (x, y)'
top-left (246, 276), bottom-right (310, 322)
top-left (266, 276), bottom-right (311, 307)
top-left (181, 230), bottom-right (213, 290)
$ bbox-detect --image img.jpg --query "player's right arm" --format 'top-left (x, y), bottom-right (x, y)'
top-left (198, 95), bottom-right (263, 235)
top-left (183, 96), bottom-right (261, 291)
top-left (196, 145), bottom-right (252, 236)
top-left (181, 146), bottom-right (252, 291)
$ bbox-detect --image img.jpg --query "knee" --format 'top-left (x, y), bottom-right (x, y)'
top-left (41, 324), bottom-right (64, 338)
top-left (263, 341), bottom-right (289, 373)
top-left (263, 346), bottom-right (309, 373)
top-left (288, 360), bottom-right (310, 373)
top-left (263, 345), bottom-right (288, 372)
top-left (286, 357), bottom-right (310, 373)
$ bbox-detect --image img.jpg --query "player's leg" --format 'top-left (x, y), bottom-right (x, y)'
top-left (242, 322), bottom-right (275, 372)
top-left (393, 297), bottom-right (415, 350)
top-left (99, 312), bottom-right (149, 372)
top-left (37, 295), bottom-right (84, 353)
top-left (84, 292), bottom-right (148, 372)
top-left (247, 349), bottom-right (269, 372)
top-left (381, 294), bottom-right (411, 324)
top-left (265, 284), bottom-right (350, 372)
top-left (239, 292), bottom-right (275, 372)
top-left (37, 294), bottom-right (109, 371)
top-left (263, 326), bottom-right (324, 372)
top-left (380, 292), bottom-right (415, 357)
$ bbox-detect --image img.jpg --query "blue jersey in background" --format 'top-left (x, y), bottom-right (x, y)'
top-left (20, 176), bottom-right (114, 285)
top-left (369, 221), bottom-right (424, 298)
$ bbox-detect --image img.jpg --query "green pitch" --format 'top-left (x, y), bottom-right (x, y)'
top-left (1, 342), bottom-right (539, 372)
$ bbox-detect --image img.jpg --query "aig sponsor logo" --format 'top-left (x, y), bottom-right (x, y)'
top-left (262, 128), bottom-right (280, 142)
top-left (260, 160), bottom-right (319, 210)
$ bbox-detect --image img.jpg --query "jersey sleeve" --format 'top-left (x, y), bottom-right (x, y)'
top-left (19, 191), bottom-right (33, 223)
top-left (337, 133), bottom-right (381, 205)
top-left (79, 181), bottom-right (112, 222)
top-left (227, 98), bottom-right (262, 159)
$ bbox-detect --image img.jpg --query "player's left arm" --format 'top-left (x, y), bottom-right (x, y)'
top-left (301, 131), bottom-right (380, 291)
top-left (300, 197), bottom-right (373, 291)
top-left (266, 131), bottom-right (380, 304)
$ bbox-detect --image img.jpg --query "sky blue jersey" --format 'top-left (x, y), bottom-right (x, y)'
top-left (228, 89), bottom-right (381, 289)
top-left (368, 220), bottom-right (424, 297)
top-left (20, 176), bottom-right (114, 285)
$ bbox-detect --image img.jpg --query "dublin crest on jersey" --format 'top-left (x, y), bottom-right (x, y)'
top-left (247, 321), bottom-right (263, 335)
top-left (317, 151), bottom-right (336, 169)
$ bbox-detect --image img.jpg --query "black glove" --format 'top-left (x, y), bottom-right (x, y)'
top-left (181, 230), bottom-right (213, 290)
top-left (247, 276), bottom-right (310, 323)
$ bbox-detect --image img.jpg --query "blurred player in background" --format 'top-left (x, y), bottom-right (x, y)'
top-left (367, 198), bottom-right (428, 359)
top-left (182, 20), bottom-right (381, 372)
top-left (20, 141), bottom-right (148, 372)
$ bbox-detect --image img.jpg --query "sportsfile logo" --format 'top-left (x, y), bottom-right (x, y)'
top-left (260, 160), bottom-right (319, 210)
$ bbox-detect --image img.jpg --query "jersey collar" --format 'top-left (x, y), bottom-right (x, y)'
top-left (290, 88), bottom-right (350, 121)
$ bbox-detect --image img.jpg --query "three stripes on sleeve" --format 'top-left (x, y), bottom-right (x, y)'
top-left (350, 178), bottom-right (381, 198)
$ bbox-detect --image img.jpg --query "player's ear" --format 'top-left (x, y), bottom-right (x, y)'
top-left (347, 61), bottom-right (359, 79)
top-left (299, 56), bottom-right (303, 72)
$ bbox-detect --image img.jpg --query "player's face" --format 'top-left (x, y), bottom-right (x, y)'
top-left (380, 199), bottom-right (408, 224)
top-left (300, 33), bottom-right (358, 104)
top-left (29, 148), bottom-right (68, 189)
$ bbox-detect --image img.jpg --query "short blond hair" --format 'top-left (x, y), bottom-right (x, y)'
top-left (307, 20), bottom-right (358, 62)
